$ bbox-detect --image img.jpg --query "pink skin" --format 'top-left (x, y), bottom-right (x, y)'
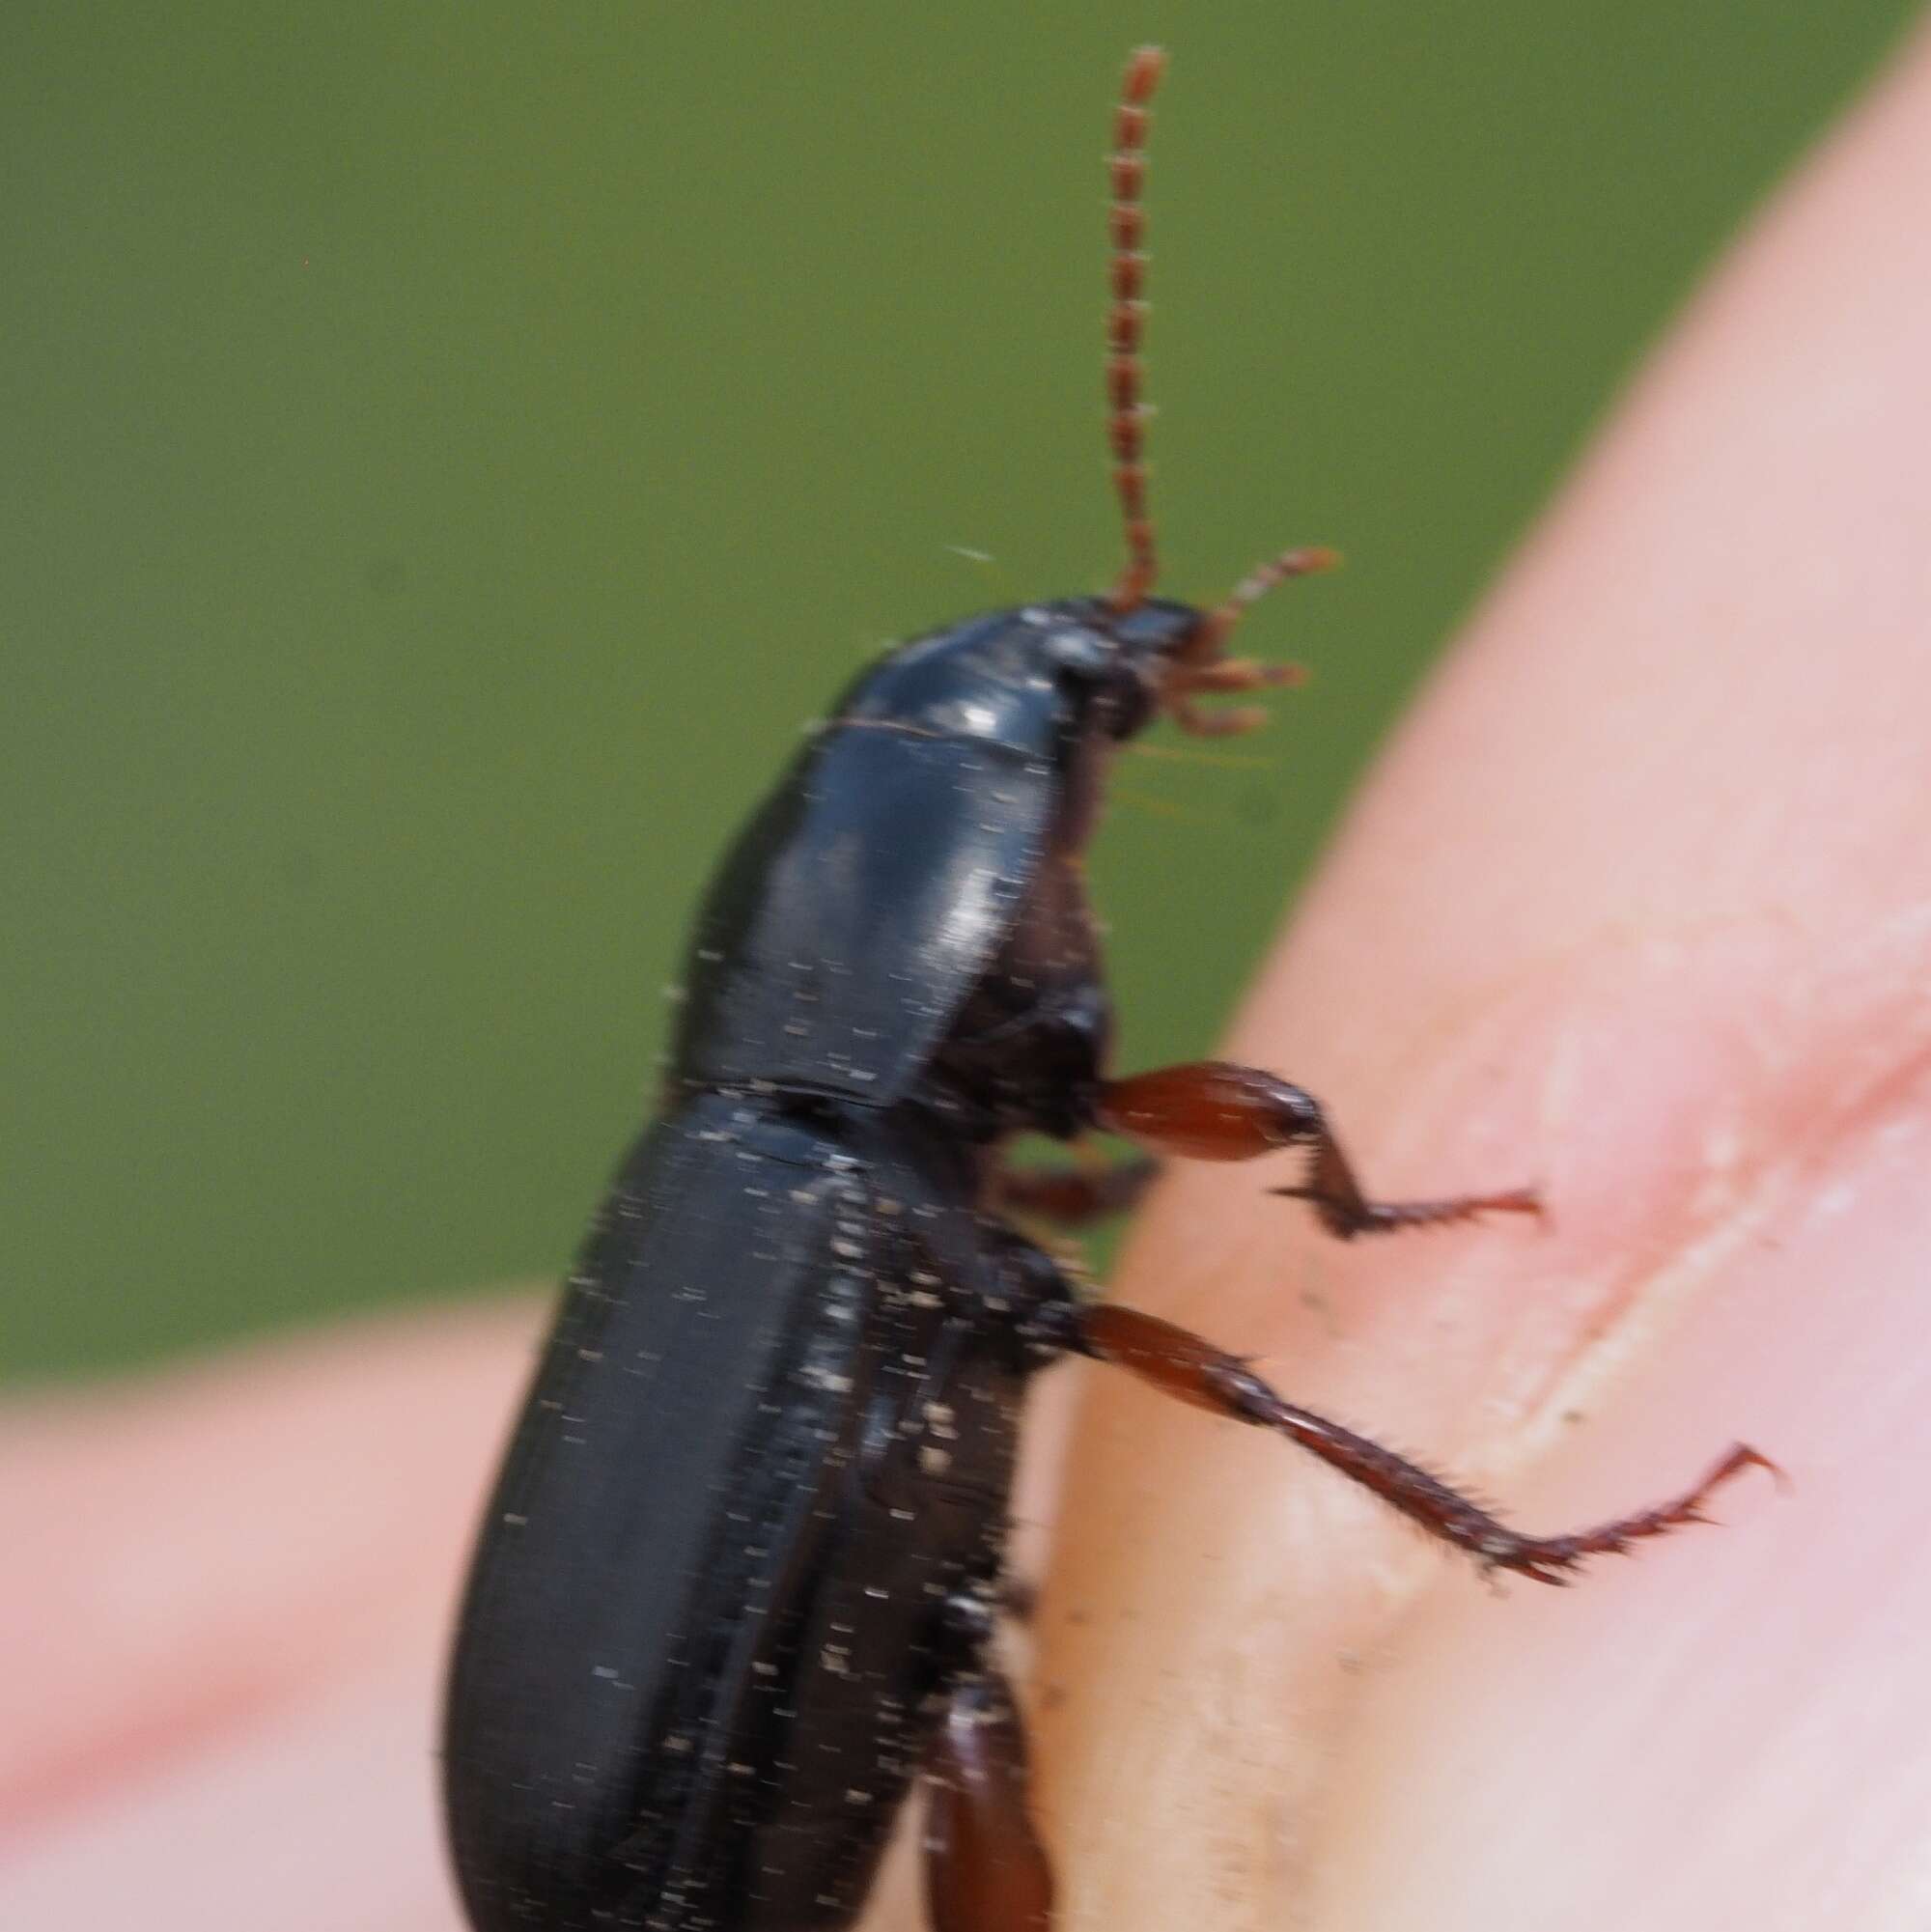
top-left (1040, 20), bottom-right (1931, 1932)
top-left (0, 1305), bottom-right (533, 1929)
top-left (7, 27), bottom-right (1931, 1929)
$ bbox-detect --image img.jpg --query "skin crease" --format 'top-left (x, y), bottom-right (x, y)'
top-left (5, 27), bottom-right (1931, 1931)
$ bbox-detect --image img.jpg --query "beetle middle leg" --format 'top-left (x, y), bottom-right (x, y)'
top-left (1094, 1058), bottom-right (1540, 1239)
top-left (1045, 1300), bottom-right (1777, 1583)
top-left (992, 1150), bottom-right (1160, 1229)
top-left (922, 1590), bottom-right (1054, 1932)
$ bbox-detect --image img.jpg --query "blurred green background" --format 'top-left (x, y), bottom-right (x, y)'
top-left (5, 3), bottom-right (1916, 1380)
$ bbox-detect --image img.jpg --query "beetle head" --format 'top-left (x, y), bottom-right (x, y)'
top-left (1051, 547), bottom-right (1339, 742)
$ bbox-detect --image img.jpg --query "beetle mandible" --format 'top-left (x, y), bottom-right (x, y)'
top-left (443, 46), bottom-right (1772, 1932)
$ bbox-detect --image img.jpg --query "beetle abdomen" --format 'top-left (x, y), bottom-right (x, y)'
top-left (445, 1099), bottom-right (877, 1926)
top-left (444, 1097), bottom-right (1022, 1930)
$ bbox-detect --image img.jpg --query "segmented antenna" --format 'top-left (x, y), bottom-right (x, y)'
top-left (1105, 44), bottom-right (1167, 615)
top-left (1187, 543), bottom-right (1341, 664)
top-left (1161, 542), bottom-right (1340, 733)
top-left (1098, 46), bottom-right (1341, 732)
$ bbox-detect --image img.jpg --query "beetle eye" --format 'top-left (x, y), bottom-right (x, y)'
top-left (1101, 663), bottom-right (1157, 739)
top-left (1039, 626), bottom-right (1153, 737)
top-left (1046, 638), bottom-right (1153, 740)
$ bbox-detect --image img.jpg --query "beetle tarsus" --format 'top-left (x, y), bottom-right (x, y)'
top-left (1475, 1443), bottom-right (1783, 1583)
top-left (1272, 1178), bottom-right (1545, 1241)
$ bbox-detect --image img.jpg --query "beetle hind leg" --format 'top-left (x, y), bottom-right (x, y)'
top-left (1095, 1058), bottom-right (1541, 1239)
top-left (923, 1591), bottom-right (1056, 1932)
top-left (1056, 1300), bottom-right (1777, 1582)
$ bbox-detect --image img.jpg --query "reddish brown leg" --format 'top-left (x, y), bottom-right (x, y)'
top-left (924, 1667), bottom-right (1053, 1932)
top-left (993, 1152), bottom-right (1161, 1228)
top-left (1095, 1059), bottom-right (1541, 1240)
top-left (1061, 1302), bottom-right (1777, 1583)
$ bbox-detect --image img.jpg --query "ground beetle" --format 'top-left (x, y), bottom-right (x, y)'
top-left (444, 48), bottom-right (1772, 1932)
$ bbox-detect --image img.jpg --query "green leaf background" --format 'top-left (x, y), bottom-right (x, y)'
top-left (4, 3), bottom-right (1914, 1376)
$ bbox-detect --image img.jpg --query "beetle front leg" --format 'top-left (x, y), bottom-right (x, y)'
top-left (922, 1593), bottom-right (1054, 1932)
top-left (1049, 1301), bottom-right (1777, 1582)
top-left (1095, 1059), bottom-right (1540, 1239)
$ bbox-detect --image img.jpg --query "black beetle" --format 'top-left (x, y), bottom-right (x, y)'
top-left (443, 47), bottom-right (1771, 1932)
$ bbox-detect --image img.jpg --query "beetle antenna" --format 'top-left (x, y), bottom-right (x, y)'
top-left (1105, 45), bottom-right (1166, 616)
top-left (1163, 542), bottom-right (1336, 734)
top-left (1184, 543), bottom-right (1342, 666)
top-left (1217, 543), bottom-right (1342, 630)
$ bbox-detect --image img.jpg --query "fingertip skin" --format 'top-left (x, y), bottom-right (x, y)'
top-left (1035, 24), bottom-right (1931, 1932)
